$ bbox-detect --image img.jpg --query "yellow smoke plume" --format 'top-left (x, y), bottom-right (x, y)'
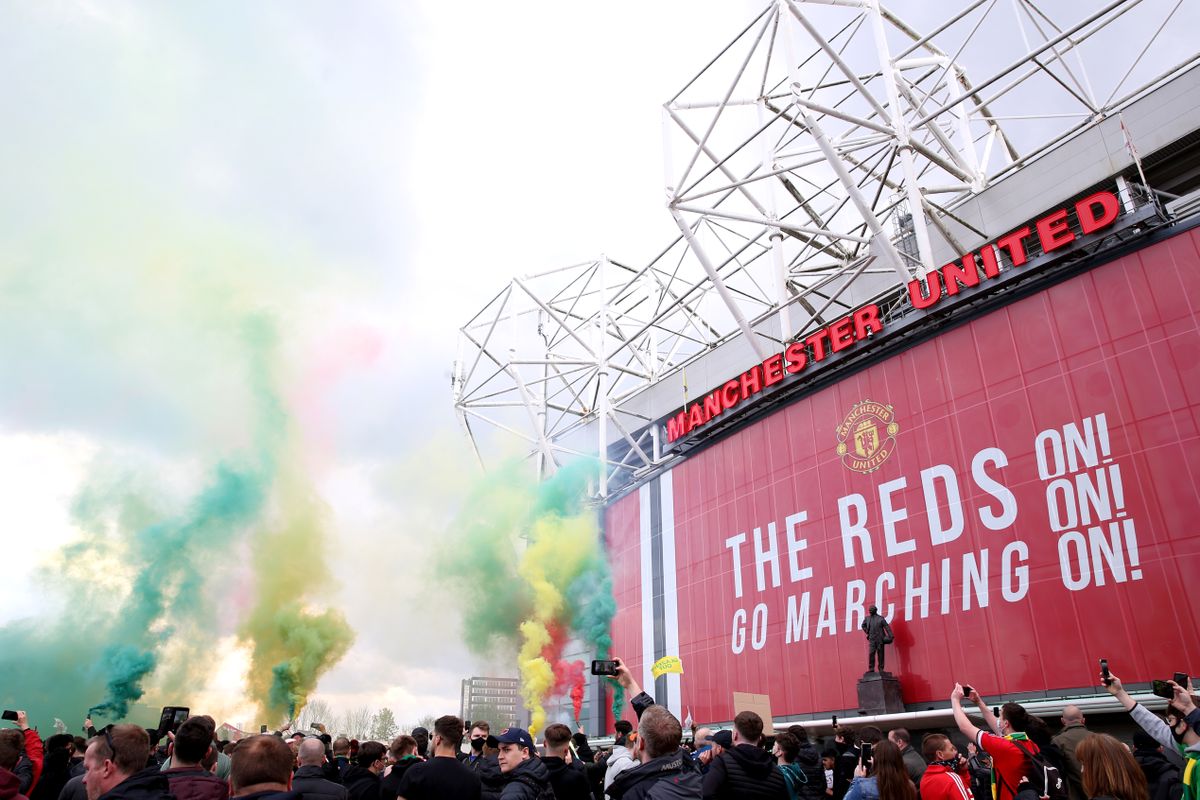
top-left (515, 512), bottom-right (597, 734)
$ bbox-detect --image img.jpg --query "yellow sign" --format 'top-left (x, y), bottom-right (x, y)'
top-left (835, 400), bottom-right (899, 473)
top-left (651, 656), bottom-right (684, 679)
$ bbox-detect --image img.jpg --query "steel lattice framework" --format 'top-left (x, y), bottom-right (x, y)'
top-left (453, 0), bottom-right (1197, 496)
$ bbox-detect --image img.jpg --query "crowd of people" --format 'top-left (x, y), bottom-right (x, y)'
top-left (1, 662), bottom-right (1195, 800)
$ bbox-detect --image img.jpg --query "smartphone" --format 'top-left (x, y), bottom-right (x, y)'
top-left (157, 706), bottom-right (189, 736)
top-left (260, 724), bottom-right (268, 734)
top-left (1152, 680), bottom-right (1176, 699)
top-left (0, 711), bottom-right (16, 722)
top-left (961, 685), bottom-right (974, 696)
top-left (831, 714), bottom-right (838, 729)
top-left (992, 707), bottom-right (999, 717)
top-left (1100, 658), bottom-right (1112, 686)
top-left (1174, 672), bottom-right (1189, 688)
top-left (860, 742), bottom-right (873, 764)
top-left (591, 660), bottom-right (619, 676)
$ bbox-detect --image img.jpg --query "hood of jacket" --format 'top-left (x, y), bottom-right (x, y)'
top-left (794, 743), bottom-right (821, 769)
top-left (609, 746), bottom-right (633, 764)
top-left (608, 749), bottom-right (700, 799)
top-left (164, 768), bottom-right (228, 800)
top-left (342, 766), bottom-right (378, 787)
top-left (98, 767), bottom-right (173, 800)
top-left (509, 757), bottom-right (549, 785)
top-left (539, 757), bottom-right (571, 779)
top-left (504, 758), bottom-right (549, 786)
top-left (231, 792), bottom-right (302, 800)
top-left (726, 744), bottom-right (779, 779)
top-left (0, 768), bottom-right (27, 800)
top-left (291, 766), bottom-right (328, 781)
top-left (1133, 748), bottom-right (1176, 780)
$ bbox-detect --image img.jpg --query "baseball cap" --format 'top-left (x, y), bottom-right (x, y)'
top-left (495, 727), bottom-right (534, 750)
top-left (713, 730), bottom-right (733, 748)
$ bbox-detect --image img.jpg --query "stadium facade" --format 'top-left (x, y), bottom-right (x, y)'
top-left (454, 1), bottom-right (1200, 732)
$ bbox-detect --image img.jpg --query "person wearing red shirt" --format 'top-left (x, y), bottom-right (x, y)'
top-left (950, 685), bottom-right (1039, 800)
top-left (3, 712), bottom-right (43, 796)
top-left (918, 734), bottom-right (972, 800)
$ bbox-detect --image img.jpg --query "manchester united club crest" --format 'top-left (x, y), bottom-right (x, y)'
top-left (835, 400), bottom-right (899, 473)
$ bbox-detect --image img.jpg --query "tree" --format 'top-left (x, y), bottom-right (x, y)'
top-left (370, 708), bottom-right (398, 741)
top-left (339, 706), bottom-right (374, 740)
top-left (296, 699), bottom-right (334, 735)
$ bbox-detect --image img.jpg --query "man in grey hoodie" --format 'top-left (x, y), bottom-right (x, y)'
top-left (604, 720), bottom-right (636, 799)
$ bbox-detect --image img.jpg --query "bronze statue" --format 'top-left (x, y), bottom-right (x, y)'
top-left (861, 605), bottom-right (894, 673)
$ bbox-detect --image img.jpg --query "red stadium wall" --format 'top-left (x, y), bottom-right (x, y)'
top-left (605, 228), bottom-right (1200, 724)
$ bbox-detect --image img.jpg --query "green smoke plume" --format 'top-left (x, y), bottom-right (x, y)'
top-left (0, 315), bottom-right (353, 726)
top-left (239, 478), bottom-right (355, 721)
top-left (439, 459), bottom-right (623, 728)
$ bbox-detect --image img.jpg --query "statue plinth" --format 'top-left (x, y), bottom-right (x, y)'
top-left (856, 671), bottom-right (904, 715)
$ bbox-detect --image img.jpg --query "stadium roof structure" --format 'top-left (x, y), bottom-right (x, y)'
top-left (452, 0), bottom-right (1200, 497)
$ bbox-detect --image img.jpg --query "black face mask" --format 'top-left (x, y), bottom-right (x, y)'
top-left (471, 737), bottom-right (485, 752)
top-left (1172, 724), bottom-right (1187, 744)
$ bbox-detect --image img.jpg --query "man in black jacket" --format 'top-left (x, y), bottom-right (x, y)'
top-left (395, 717), bottom-right (480, 800)
top-left (700, 712), bottom-right (786, 800)
top-left (342, 743), bottom-right (385, 800)
top-left (607, 706), bottom-right (701, 800)
top-left (1132, 731), bottom-right (1182, 800)
top-left (541, 725), bottom-right (590, 800)
top-left (293, 739), bottom-right (347, 800)
top-left (83, 725), bottom-right (172, 800)
top-left (495, 729), bottom-right (552, 800)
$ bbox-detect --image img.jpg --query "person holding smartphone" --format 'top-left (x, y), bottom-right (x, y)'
top-left (1, 711), bottom-right (42, 797)
top-left (950, 685), bottom-right (1049, 800)
top-left (843, 740), bottom-right (914, 800)
top-left (834, 730), bottom-right (882, 800)
top-left (1100, 669), bottom-right (1199, 789)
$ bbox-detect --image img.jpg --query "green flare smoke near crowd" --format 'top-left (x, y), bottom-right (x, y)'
top-left (0, 252), bottom-right (620, 731)
top-left (0, 310), bottom-right (354, 726)
top-left (0, 2), bottom-right (624, 739)
top-left (440, 460), bottom-right (623, 734)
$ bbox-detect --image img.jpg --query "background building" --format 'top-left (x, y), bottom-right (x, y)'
top-left (460, 676), bottom-right (525, 728)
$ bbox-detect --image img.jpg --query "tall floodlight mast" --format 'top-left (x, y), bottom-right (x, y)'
top-left (453, 0), bottom-right (1197, 498)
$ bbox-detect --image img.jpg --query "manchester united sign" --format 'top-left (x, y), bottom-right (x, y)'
top-left (835, 400), bottom-right (899, 473)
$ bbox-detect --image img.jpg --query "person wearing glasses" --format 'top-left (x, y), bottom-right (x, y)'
top-left (82, 726), bottom-right (171, 800)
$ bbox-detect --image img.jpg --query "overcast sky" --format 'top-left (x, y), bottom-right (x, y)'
top-left (1, 0), bottom-right (1189, 728)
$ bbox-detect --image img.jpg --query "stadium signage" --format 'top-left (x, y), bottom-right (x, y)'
top-left (664, 190), bottom-right (1123, 444)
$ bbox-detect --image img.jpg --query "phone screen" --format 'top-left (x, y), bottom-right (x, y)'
top-left (590, 660), bottom-right (619, 676)
top-left (1152, 680), bottom-right (1175, 699)
top-left (1174, 672), bottom-right (1189, 688)
top-left (860, 743), bottom-right (873, 764)
top-left (0, 711), bottom-right (17, 722)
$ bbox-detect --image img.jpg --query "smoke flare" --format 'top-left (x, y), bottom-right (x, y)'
top-left (440, 460), bottom-right (621, 734)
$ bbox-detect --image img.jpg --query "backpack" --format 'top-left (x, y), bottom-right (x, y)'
top-left (998, 739), bottom-right (1067, 800)
top-left (1150, 768), bottom-right (1184, 800)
